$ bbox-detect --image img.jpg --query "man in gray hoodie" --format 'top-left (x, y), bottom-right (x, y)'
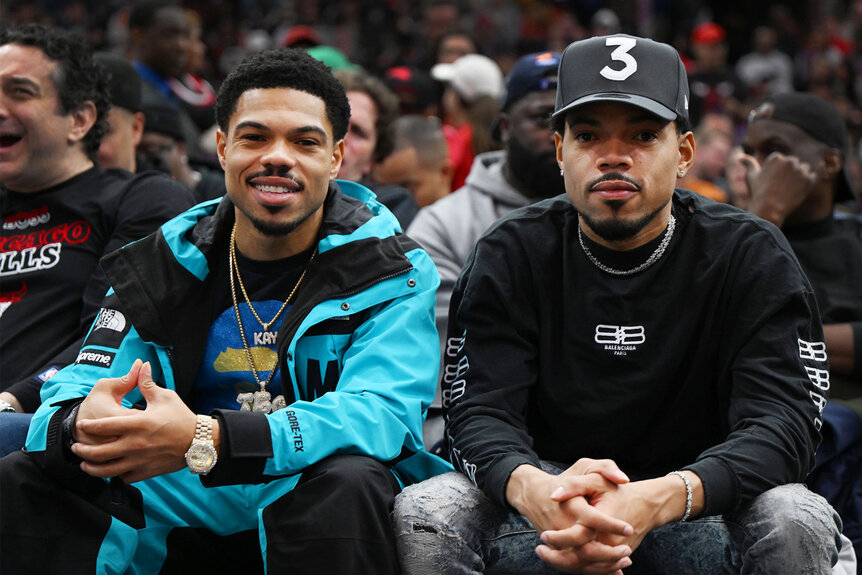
top-left (407, 51), bottom-right (564, 446)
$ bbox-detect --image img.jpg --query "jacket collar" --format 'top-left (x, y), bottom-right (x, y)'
top-left (101, 181), bottom-right (415, 347)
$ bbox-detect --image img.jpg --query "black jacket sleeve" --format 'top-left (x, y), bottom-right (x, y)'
top-left (443, 226), bottom-right (543, 508)
top-left (5, 337), bottom-right (83, 412)
top-left (6, 172), bottom-right (195, 414)
top-left (686, 234), bottom-right (827, 515)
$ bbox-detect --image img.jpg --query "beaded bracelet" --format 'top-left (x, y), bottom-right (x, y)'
top-left (667, 470), bottom-right (692, 522)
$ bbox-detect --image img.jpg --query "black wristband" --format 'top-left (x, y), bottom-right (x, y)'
top-left (62, 403), bottom-right (82, 447)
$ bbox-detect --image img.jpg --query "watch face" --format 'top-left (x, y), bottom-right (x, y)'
top-left (187, 443), bottom-right (216, 472)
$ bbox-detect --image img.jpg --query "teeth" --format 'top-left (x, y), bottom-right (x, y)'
top-left (255, 184), bottom-right (291, 194)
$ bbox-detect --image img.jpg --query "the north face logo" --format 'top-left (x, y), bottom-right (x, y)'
top-left (94, 308), bottom-right (126, 332)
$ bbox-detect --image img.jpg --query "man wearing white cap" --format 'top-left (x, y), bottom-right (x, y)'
top-left (431, 53), bottom-right (504, 190)
top-left (395, 34), bottom-right (847, 574)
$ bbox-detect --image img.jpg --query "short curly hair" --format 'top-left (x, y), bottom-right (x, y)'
top-left (215, 48), bottom-right (350, 142)
top-left (0, 24), bottom-right (110, 162)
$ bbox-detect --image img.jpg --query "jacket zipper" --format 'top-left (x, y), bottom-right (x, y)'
top-left (337, 264), bottom-right (413, 299)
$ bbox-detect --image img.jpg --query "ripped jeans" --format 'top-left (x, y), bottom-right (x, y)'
top-left (393, 469), bottom-right (846, 574)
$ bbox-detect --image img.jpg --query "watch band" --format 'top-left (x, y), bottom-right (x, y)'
top-left (194, 414), bottom-right (213, 443)
top-left (185, 414), bottom-right (217, 475)
top-left (0, 399), bottom-right (16, 413)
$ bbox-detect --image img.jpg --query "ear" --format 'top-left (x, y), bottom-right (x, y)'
top-left (439, 157), bottom-right (453, 184)
top-left (498, 112), bottom-right (512, 144)
top-left (330, 139), bottom-right (345, 180)
top-left (131, 112), bottom-right (145, 147)
top-left (820, 148), bottom-right (842, 182)
top-left (67, 102), bottom-right (98, 146)
top-left (555, 130), bottom-right (564, 168)
top-left (677, 130), bottom-right (695, 175)
top-left (216, 129), bottom-right (228, 171)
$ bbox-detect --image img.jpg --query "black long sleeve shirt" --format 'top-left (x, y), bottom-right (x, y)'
top-left (444, 189), bottom-right (827, 517)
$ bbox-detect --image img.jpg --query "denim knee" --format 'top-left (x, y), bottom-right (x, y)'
top-left (736, 483), bottom-right (843, 574)
top-left (394, 472), bottom-right (474, 538)
top-left (394, 472), bottom-right (486, 574)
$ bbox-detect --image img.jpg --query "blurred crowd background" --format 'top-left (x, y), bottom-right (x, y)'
top-left (6, 0), bottom-right (862, 211)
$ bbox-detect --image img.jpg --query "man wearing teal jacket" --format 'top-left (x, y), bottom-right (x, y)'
top-left (0, 48), bottom-right (449, 574)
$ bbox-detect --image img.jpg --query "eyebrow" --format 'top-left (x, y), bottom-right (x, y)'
top-left (233, 120), bottom-right (328, 138)
top-left (3, 77), bottom-right (41, 94)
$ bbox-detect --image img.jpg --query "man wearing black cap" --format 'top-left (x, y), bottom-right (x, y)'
top-left (138, 103), bottom-right (226, 202)
top-left (395, 35), bottom-right (845, 573)
top-left (94, 52), bottom-right (146, 173)
top-left (742, 92), bottom-right (862, 562)
top-left (742, 92), bottom-right (861, 398)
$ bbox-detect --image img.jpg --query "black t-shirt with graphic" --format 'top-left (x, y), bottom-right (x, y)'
top-left (190, 245), bottom-right (312, 414)
top-left (0, 167), bottom-right (195, 411)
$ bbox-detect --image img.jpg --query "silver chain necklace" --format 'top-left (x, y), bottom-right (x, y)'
top-left (578, 215), bottom-right (676, 276)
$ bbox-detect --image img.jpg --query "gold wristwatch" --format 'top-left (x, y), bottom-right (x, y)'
top-left (185, 414), bottom-right (217, 475)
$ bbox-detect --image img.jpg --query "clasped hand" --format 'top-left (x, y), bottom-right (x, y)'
top-left (70, 359), bottom-right (197, 483)
top-left (511, 458), bottom-right (661, 574)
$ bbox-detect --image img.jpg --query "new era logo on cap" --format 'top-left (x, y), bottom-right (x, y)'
top-left (553, 34), bottom-right (689, 124)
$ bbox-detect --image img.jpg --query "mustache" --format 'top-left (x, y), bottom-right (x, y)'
top-left (587, 172), bottom-right (642, 190)
top-left (246, 169), bottom-right (304, 190)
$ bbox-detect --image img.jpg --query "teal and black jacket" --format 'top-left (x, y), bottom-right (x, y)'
top-left (25, 180), bottom-right (452, 487)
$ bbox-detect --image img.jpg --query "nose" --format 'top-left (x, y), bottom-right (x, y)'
top-left (259, 140), bottom-right (297, 171)
top-left (595, 137), bottom-right (632, 171)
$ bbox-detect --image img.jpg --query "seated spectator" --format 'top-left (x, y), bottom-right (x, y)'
top-left (94, 52), bottom-right (145, 173)
top-left (138, 103), bottom-right (226, 203)
top-left (741, 89), bottom-right (862, 563)
top-left (0, 25), bottom-right (195, 456)
top-left (687, 22), bottom-right (748, 128)
top-left (678, 124), bottom-right (733, 202)
top-left (0, 47), bottom-right (449, 574)
top-left (373, 115), bottom-right (452, 207)
top-left (383, 66), bottom-right (438, 117)
top-left (307, 45), bottom-right (357, 72)
top-left (168, 9), bottom-right (217, 136)
top-left (395, 34), bottom-right (846, 573)
top-left (434, 30), bottom-right (478, 65)
top-left (335, 68), bottom-right (419, 228)
top-left (431, 53), bottom-right (504, 190)
top-left (408, 51), bottom-right (563, 447)
top-left (279, 25), bottom-right (321, 50)
top-left (127, 0), bottom-right (204, 162)
top-left (726, 145), bottom-right (752, 208)
top-left (736, 26), bottom-right (795, 100)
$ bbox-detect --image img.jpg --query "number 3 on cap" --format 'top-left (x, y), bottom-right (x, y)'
top-left (601, 37), bottom-right (637, 81)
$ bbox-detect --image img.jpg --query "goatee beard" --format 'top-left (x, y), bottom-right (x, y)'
top-left (579, 199), bottom-right (670, 242)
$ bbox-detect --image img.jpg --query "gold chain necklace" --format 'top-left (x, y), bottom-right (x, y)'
top-left (230, 223), bottom-right (316, 331)
top-left (228, 222), bottom-right (317, 411)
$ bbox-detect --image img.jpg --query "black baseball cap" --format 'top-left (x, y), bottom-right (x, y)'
top-left (752, 92), bottom-right (857, 202)
top-left (94, 52), bottom-right (142, 113)
top-left (141, 103), bottom-right (185, 142)
top-left (552, 34), bottom-right (689, 124)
